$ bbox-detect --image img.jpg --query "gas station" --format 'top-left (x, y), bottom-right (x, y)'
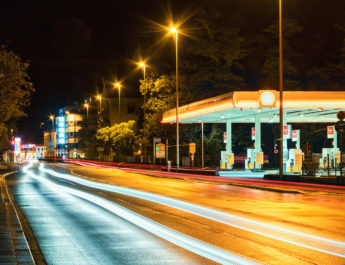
top-left (162, 90), bottom-right (345, 176)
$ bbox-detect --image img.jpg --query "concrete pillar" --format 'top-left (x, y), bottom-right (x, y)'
top-left (334, 129), bottom-right (338, 150)
top-left (226, 120), bottom-right (232, 153)
top-left (283, 110), bottom-right (288, 162)
top-left (254, 116), bottom-right (262, 153)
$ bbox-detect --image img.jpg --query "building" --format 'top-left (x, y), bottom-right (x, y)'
top-left (21, 144), bottom-right (45, 160)
top-left (55, 106), bottom-right (84, 158)
top-left (44, 131), bottom-right (56, 158)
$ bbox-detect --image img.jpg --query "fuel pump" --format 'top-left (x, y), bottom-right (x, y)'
top-left (320, 126), bottom-right (340, 169)
top-left (286, 129), bottom-right (304, 173)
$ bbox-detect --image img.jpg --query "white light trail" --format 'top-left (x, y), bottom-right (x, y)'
top-left (38, 163), bottom-right (345, 258)
top-left (23, 162), bottom-right (257, 265)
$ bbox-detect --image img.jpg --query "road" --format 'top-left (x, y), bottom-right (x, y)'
top-left (6, 161), bottom-right (345, 264)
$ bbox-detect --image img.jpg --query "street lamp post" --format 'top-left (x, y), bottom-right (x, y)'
top-left (115, 83), bottom-right (121, 123)
top-left (96, 95), bottom-right (102, 109)
top-left (170, 27), bottom-right (179, 169)
top-left (279, 0), bottom-right (284, 180)
top-left (84, 103), bottom-right (89, 118)
top-left (49, 115), bottom-right (54, 131)
top-left (139, 62), bottom-right (147, 163)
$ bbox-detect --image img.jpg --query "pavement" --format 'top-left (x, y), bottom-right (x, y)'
top-left (0, 170), bottom-right (35, 265)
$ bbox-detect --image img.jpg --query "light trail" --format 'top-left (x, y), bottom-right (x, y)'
top-left (68, 160), bottom-right (345, 194)
top-left (39, 163), bottom-right (345, 258)
top-left (22, 162), bottom-right (257, 265)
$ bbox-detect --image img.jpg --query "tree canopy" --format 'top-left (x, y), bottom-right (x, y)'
top-left (0, 45), bottom-right (34, 150)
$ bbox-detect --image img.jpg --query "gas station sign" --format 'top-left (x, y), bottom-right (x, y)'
top-left (327, 126), bottom-right (335, 139)
top-left (251, 127), bottom-right (255, 140)
top-left (283, 125), bottom-right (292, 139)
top-left (223, 132), bottom-right (227, 143)
top-left (292, 130), bottom-right (298, 141)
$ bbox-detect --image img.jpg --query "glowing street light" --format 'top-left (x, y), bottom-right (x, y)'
top-left (169, 26), bottom-right (180, 168)
top-left (114, 83), bottom-right (121, 122)
top-left (84, 103), bottom-right (89, 117)
top-left (96, 95), bottom-right (102, 109)
top-left (138, 61), bottom-right (147, 163)
top-left (49, 115), bottom-right (54, 131)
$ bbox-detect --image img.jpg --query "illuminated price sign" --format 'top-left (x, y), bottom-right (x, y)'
top-left (283, 125), bottom-right (292, 139)
top-left (327, 126), bottom-right (335, 139)
top-left (251, 127), bottom-right (255, 140)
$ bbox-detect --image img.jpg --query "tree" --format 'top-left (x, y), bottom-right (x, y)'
top-left (260, 19), bottom-right (303, 90)
top-left (0, 45), bottom-right (34, 150)
top-left (96, 120), bottom-right (139, 161)
top-left (184, 2), bottom-right (248, 98)
top-left (140, 73), bottom-right (187, 139)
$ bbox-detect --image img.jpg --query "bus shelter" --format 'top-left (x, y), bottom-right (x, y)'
top-left (162, 90), bottom-right (345, 175)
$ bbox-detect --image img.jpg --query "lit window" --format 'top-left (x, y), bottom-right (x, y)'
top-left (58, 139), bottom-right (65, 144)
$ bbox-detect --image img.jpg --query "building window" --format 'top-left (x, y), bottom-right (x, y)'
top-left (127, 104), bottom-right (135, 114)
top-left (69, 132), bottom-right (74, 137)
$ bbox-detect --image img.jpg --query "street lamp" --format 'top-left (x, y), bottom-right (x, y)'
top-left (49, 115), bottom-right (54, 131)
top-left (96, 95), bottom-right (102, 109)
top-left (84, 103), bottom-right (89, 118)
top-left (115, 82), bottom-right (121, 123)
top-left (139, 61), bottom-right (147, 163)
top-left (169, 26), bottom-right (180, 169)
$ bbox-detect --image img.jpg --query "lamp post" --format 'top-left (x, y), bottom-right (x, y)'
top-left (49, 115), bottom-right (54, 131)
top-left (115, 83), bottom-right (121, 123)
top-left (279, 0), bottom-right (284, 180)
top-left (84, 103), bottom-right (89, 118)
top-left (169, 27), bottom-right (179, 169)
top-left (96, 95), bottom-right (102, 109)
top-left (139, 62), bottom-right (147, 163)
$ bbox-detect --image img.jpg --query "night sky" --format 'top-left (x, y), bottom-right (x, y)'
top-left (1, 0), bottom-right (344, 143)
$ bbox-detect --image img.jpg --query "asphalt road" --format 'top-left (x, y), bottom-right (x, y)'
top-left (6, 164), bottom-right (219, 265)
top-left (6, 161), bottom-right (345, 264)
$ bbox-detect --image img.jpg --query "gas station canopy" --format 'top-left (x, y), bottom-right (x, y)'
top-left (162, 90), bottom-right (345, 124)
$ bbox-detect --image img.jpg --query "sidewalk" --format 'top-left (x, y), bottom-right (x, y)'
top-left (0, 177), bottom-right (16, 265)
top-left (0, 171), bottom-right (35, 265)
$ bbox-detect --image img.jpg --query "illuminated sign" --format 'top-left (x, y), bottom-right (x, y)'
top-left (189, 143), bottom-right (196, 154)
top-left (156, 143), bottom-right (165, 158)
top-left (57, 116), bottom-right (66, 145)
top-left (327, 126), bottom-right (335, 139)
top-left (259, 91), bottom-right (276, 107)
top-left (223, 132), bottom-right (227, 143)
top-left (283, 125), bottom-right (292, 139)
top-left (292, 130), bottom-right (299, 142)
top-left (14, 137), bottom-right (21, 153)
top-left (251, 128), bottom-right (255, 140)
